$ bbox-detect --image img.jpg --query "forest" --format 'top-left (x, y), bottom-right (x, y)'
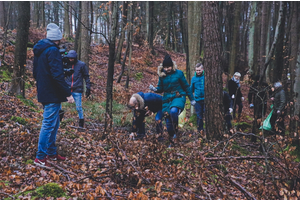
top-left (1, 1), bottom-right (300, 199)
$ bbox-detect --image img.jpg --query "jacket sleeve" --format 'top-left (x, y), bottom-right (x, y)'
top-left (47, 47), bottom-right (71, 97)
top-left (278, 90), bottom-right (286, 111)
top-left (179, 71), bottom-right (195, 101)
top-left (82, 63), bottom-right (91, 89)
top-left (228, 80), bottom-right (234, 96)
top-left (155, 77), bottom-right (164, 93)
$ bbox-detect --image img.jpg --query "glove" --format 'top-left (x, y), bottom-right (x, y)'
top-left (86, 88), bottom-right (91, 98)
top-left (250, 103), bottom-right (254, 108)
top-left (229, 108), bottom-right (233, 113)
top-left (149, 84), bottom-right (157, 92)
top-left (241, 97), bottom-right (244, 101)
top-left (231, 94), bottom-right (235, 99)
top-left (277, 110), bottom-right (281, 114)
top-left (190, 100), bottom-right (196, 106)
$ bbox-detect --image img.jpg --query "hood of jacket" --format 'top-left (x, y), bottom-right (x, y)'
top-left (33, 39), bottom-right (57, 57)
top-left (66, 50), bottom-right (78, 60)
top-left (132, 93), bottom-right (145, 110)
top-left (157, 61), bottom-right (178, 77)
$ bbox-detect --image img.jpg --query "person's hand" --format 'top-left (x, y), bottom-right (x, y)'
top-left (149, 84), bottom-right (157, 92)
top-left (277, 110), bottom-right (281, 114)
top-left (271, 97), bottom-right (274, 101)
top-left (190, 100), bottom-right (196, 106)
top-left (67, 95), bottom-right (74, 103)
top-left (231, 94), bottom-right (235, 99)
top-left (250, 103), bottom-right (254, 108)
top-left (241, 97), bottom-right (244, 101)
top-left (145, 110), bottom-right (153, 116)
top-left (86, 88), bottom-right (91, 98)
top-left (229, 108), bottom-right (233, 113)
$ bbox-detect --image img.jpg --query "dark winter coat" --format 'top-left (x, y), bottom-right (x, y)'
top-left (65, 51), bottom-right (90, 93)
top-left (133, 92), bottom-right (162, 113)
top-left (33, 39), bottom-right (71, 104)
top-left (273, 87), bottom-right (286, 111)
top-left (155, 62), bottom-right (194, 114)
top-left (190, 71), bottom-right (205, 101)
top-left (223, 91), bottom-right (232, 113)
top-left (228, 78), bottom-right (243, 104)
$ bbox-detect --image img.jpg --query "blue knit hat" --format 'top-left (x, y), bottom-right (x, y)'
top-left (66, 50), bottom-right (78, 59)
top-left (163, 54), bottom-right (173, 67)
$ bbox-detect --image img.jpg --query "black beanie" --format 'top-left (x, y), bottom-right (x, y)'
top-left (163, 54), bottom-right (173, 67)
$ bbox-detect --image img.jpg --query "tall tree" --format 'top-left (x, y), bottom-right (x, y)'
top-left (248, 2), bottom-right (257, 75)
top-left (34, 2), bottom-right (40, 28)
top-left (9, 1), bottom-right (30, 97)
top-left (125, 2), bottom-right (133, 89)
top-left (115, 1), bottom-right (128, 64)
top-left (259, 1), bottom-right (268, 75)
top-left (187, 1), bottom-right (201, 84)
top-left (0, 2), bottom-right (5, 27)
top-left (64, 1), bottom-right (70, 39)
top-left (80, 2), bottom-right (90, 69)
top-left (203, 1), bottom-right (225, 140)
top-left (41, 1), bottom-right (45, 28)
top-left (289, 2), bottom-right (298, 134)
top-left (228, 1), bottom-right (241, 76)
top-left (105, 1), bottom-right (118, 133)
top-left (75, 2), bottom-right (82, 55)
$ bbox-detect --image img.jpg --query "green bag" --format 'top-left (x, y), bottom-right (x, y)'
top-left (260, 109), bottom-right (273, 131)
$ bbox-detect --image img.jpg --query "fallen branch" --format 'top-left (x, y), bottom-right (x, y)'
top-left (228, 177), bottom-right (257, 200)
top-left (48, 161), bottom-right (77, 176)
top-left (0, 192), bottom-right (15, 199)
top-left (206, 156), bottom-right (269, 161)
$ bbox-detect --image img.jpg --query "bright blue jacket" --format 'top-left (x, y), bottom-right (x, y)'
top-left (190, 71), bottom-right (205, 101)
top-left (33, 39), bottom-right (71, 104)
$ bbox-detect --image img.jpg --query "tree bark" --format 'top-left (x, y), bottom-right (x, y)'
top-left (0, 2), bottom-right (5, 27)
top-left (187, 1), bottom-right (201, 84)
top-left (228, 1), bottom-right (241, 76)
top-left (53, 1), bottom-right (59, 25)
top-left (105, 1), bottom-right (118, 133)
top-left (64, 1), bottom-right (70, 39)
top-left (203, 1), bottom-right (225, 140)
top-left (290, 2), bottom-right (298, 134)
top-left (80, 2), bottom-right (90, 69)
top-left (125, 3), bottom-right (133, 89)
top-left (41, 1), bottom-right (45, 28)
top-left (75, 2), bottom-right (82, 58)
top-left (115, 1), bottom-right (128, 64)
top-left (34, 2), bottom-right (40, 28)
top-left (9, 2), bottom-right (30, 97)
top-left (259, 1), bottom-right (268, 75)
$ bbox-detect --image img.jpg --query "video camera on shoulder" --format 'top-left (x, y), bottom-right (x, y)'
top-left (59, 47), bottom-right (74, 77)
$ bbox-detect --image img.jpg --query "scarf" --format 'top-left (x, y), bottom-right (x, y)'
top-left (232, 76), bottom-right (240, 87)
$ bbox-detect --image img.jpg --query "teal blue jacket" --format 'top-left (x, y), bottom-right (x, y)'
top-left (154, 63), bottom-right (194, 114)
top-left (190, 71), bottom-right (205, 101)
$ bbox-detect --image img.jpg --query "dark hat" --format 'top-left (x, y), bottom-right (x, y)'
top-left (163, 54), bottom-right (173, 67)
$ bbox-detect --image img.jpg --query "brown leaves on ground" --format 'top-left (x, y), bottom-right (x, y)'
top-left (1, 28), bottom-right (300, 199)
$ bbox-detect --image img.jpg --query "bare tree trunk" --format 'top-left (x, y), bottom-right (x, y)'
top-left (75, 2), bottom-right (82, 58)
top-left (80, 2), bottom-right (90, 69)
top-left (179, 2), bottom-right (189, 71)
top-left (289, 2), bottom-right (298, 135)
top-left (9, 2), bottom-right (30, 97)
top-left (0, 2), bottom-right (5, 27)
top-left (259, 1), bottom-right (268, 75)
top-left (203, 1), bottom-right (225, 140)
top-left (105, 2), bottom-right (118, 133)
top-left (125, 2), bottom-right (133, 89)
top-left (41, 1), bottom-right (45, 28)
top-left (148, 1), bottom-right (154, 54)
top-left (35, 2), bottom-right (40, 28)
top-left (188, 1), bottom-right (201, 84)
top-left (53, 1), bottom-right (59, 25)
top-left (1, 2), bottom-right (11, 64)
top-left (69, 1), bottom-right (73, 38)
top-left (115, 1), bottom-right (128, 64)
top-left (172, 9), bottom-right (177, 52)
top-left (228, 1), bottom-right (241, 76)
top-left (64, 1), bottom-right (70, 39)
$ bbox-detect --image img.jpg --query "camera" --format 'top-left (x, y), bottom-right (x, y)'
top-left (59, 48), bottom-right (74, 77)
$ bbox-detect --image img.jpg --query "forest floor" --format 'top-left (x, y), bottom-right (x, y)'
top-left (0, 28), bottom-right (300, 199)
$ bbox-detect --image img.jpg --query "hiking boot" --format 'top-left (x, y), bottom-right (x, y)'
top-left (47, 154), bottom-right (66, 161)
top-left (34, 158), bottom-right (50, 167)
top-left (79, 119), bottom-right (84, 128)
top-left (133, 134), bottom-right (145, 140)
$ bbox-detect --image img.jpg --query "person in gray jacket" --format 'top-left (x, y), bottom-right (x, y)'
top-left (270, 82), bottom-right (286, 134)
top-left (65, 50), bottom-right (91, 128)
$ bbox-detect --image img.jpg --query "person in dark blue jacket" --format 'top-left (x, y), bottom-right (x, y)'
top-left (190, 63), bottom-right (205, 132)
top-left (33, 23), bottom-right (74, 167)
top-left (128, 92), bottom-right (163, 140)
top-left (65, 50), bottom-right (91, 128)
